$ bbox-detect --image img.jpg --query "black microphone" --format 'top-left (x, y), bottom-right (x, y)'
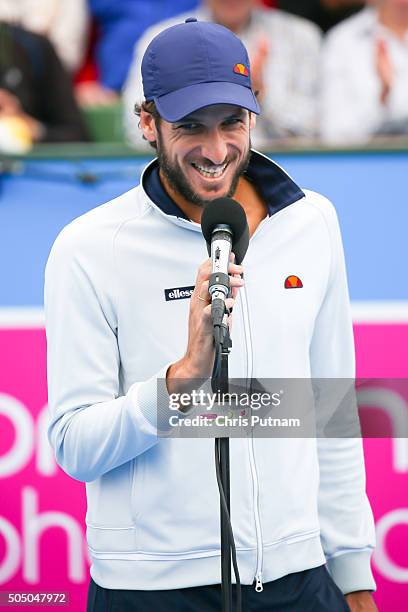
top-left (201, 198), bottom-right (249, 327)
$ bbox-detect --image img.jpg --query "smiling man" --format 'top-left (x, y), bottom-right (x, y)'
top-left (45, 19), bottom-right (377, 612)
top-left (139, 103), bottom-right (266, 236)
top-left (150, 105), bottom-right (252, 205)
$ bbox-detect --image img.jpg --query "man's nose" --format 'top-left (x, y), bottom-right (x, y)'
top-left (200, 129), bottom-right (228, 165)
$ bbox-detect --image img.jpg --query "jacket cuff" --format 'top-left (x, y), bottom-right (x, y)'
top-left (134, 363), bottom-right (182, 434)
top-left (327, 550), bottom-right (376, 594)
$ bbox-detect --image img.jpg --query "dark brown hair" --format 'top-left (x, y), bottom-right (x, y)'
top-left (134, 100), bottom-right (161, 149)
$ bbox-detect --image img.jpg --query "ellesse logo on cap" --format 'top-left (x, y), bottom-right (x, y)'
top-left (233, 63), bottom-right (249, 76)
top-left (284, 275), bottom-right (303, 289)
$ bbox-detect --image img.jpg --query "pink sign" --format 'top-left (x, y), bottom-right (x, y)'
top-left (355, 325), bottom-right (408, 611)
top-left (0, 329), bottom-right (88, 611)
top-left (0, 324), bottom-right (407, 610)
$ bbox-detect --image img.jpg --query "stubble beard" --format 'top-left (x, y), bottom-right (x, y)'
top-left (156, 127), bottom-right (252, 207)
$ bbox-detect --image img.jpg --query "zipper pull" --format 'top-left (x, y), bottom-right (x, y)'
top-left (255, 572), bottom-right (263, 593)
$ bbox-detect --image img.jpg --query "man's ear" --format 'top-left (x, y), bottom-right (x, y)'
top-left (249, 112), bottom-right (256, 130)
top-left (140, 108), bottom-right (158, 144)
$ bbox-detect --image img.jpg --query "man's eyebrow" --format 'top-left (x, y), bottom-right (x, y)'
top-left (175, 109), bottom-right (246, 124)
top-left (222, 109), bottom-right (246, 120)
top-left (174, 115), bottom-right (201, 123)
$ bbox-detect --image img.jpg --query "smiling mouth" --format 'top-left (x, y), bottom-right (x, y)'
top-left (191, 162), bottom-right (228, 179)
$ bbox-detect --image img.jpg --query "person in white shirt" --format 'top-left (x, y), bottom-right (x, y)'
top-left (122, 0), bottom-right (322, 150)
top-left (320, 0), bottom-right (408, 144)
top-left (46, 19), bottom-right (377, 611)
top-left (0, 0), bottom-right (89, 74)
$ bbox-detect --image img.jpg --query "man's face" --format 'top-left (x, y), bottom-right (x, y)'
top-left (207, 0), bottom-right (253, 32)
top-left (154, 104), bottom-right (254, 207)
top-left (391, 0), bottom-right (408, 8)
top-left (379, 0), bottom-right (408, 8)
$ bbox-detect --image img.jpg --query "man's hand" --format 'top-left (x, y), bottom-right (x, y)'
top-left (166, 256), bottom-right (244, 394)
top-left (249, 36), bottom-right (269, 102)
top-left (75, 81), bottom-right (119, 107)
top-left (345, 590), bottom-right (378, 611)
top-left (0, 88), bottom-right (23, 115)
top-left (376, 38), bottom-right (393, 105)
top-left (0, 88), bottom-right (44, 141)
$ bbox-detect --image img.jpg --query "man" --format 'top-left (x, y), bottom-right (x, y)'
top-left (123, 0), bottom-right (322, 150)
top-left (46, 19), bottom-right (377, 611)
top-left (0, 22), bottom-right (89, 143)
top-left (320, 0), bottom-right (408, 143)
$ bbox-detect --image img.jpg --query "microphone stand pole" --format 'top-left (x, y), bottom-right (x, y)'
top-left (213, 317), bottom-right (233, 612)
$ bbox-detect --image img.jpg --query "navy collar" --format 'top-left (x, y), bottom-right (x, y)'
top-left (142, 150), bottom-right (304, 219)
top-left (143, 158), bottom-right (189, 220)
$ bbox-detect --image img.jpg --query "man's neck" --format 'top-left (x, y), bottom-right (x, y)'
top-left (233, 176), bottom-right (268, 237)
top-left (378, 3), bottom-right (408, 39)
top-left (159, 171), bottom-right (267, 237)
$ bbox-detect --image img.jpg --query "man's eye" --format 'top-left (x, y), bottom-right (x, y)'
top-left (178, 123), bottom-right (201, 131)
top-left (223, 118), bottom-right (242, 126)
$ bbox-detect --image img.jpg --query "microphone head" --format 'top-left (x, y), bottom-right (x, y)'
top-left (201, 198), bottom-right (249, 264)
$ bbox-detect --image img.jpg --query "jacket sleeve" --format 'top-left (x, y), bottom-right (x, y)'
top-left (45, 223), bottom-right (173, 483)
top-left (309, 195), bottom-right (376, 594)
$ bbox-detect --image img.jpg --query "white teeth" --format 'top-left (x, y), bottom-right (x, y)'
top-left (192, 162), bottom-right (227, 178)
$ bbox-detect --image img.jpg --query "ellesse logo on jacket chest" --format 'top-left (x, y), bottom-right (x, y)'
top-left (164, 286), bottom-right (195, 301)
top-left (284, 275), bottom-right (303, 289)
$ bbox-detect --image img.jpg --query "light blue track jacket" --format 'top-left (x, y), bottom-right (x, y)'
top-left (45, 151), bottom-right (376, 592)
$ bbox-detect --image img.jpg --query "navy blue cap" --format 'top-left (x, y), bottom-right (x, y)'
top-left (141, 18), bottom-right (260, 122)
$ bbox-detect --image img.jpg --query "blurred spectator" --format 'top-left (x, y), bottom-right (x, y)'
top-left (0, 0), bottom-right (89, 73)
top-left (123, 0), bottom-right (322, 149)
top-left (278, 1), bottom-right (364, 33)
top-left (0, 22), bottom-right (89, 148)
top-left (77, 0), bottom-right (199, 107)
top-left (320, 0), bottom-right (408, 144)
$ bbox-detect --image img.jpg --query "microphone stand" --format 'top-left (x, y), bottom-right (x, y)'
top-left (201, 199), bottom-right (248, 612)
top-left (212, 316), bottom-right (233, 612)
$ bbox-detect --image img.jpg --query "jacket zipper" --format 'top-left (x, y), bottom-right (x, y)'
top-left (240, 285), bottom-right (264, 593)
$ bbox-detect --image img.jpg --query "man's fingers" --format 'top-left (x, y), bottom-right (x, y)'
top-left (225, 297), bottom-right (235, 311)
top-left (200, 261), bottom-right (243, 277)
top-left (195, 257), bottom-right (243, 285)
top-left (196, 279), bottom-right (210, 304)
top-left (231, 274), bottom-right (244, 299)
top-left (228, 262), bottom-right (243, 275)
top-left (197, 272), bottom-right (243, 301)
top-left (194, 255), bottom-right (244, 310)
top-left (195, 258), bottom-right (212, 284)
top-left (230, 275), bottom-right (244, 288)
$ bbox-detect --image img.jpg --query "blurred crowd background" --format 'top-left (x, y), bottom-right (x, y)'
top-left (0, 0), bottom-right (408, 153)
top-left (1, 5), bottom-right (407, 611)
